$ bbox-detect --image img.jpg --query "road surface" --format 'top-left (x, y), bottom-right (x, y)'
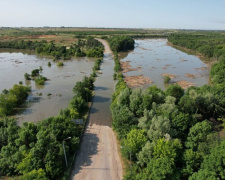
top-left (70, 39), bottom-right (123, 180)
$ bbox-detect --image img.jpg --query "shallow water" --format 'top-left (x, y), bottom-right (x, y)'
top-left (120, 39), bottom-right (209, 89)
top-left (0, 50), bottom-right (95, 125)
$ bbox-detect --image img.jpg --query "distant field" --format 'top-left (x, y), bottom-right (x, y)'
top-left (0, 27), bottom-right (224, 47)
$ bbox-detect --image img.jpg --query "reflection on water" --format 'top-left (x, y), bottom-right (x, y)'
top-left (120, 39), bottom-right (209, 89)
top-left (0, 50), bottom-right (95, 125)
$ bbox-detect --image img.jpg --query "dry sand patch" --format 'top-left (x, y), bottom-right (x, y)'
top-left (177, 80), bottom-right (195, 89)
top-left (124, 75), bottom-right (152, 87)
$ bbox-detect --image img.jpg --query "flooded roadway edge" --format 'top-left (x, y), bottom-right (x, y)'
top-left (70, 39), bottom-right (123, 180)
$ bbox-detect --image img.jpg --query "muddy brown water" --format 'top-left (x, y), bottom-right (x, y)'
top-left (119, 39), bottom-right (210, 89)
top-left (0, 49), bottom-right (95, 125)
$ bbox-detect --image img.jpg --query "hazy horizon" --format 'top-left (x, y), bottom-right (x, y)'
top-left (1, 0), bottom-right (225, 30)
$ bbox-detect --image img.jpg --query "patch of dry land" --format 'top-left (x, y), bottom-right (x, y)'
top-left (177, 80), bottom-right (195, 89)
top-left (124, 75), bottom-right (152, 88)
top-left (186, 73), bottom-right (196, 79)
top-left (162, 73), bottom-right (177, 79)
top-left (120, 61), bottom-right (142, 73)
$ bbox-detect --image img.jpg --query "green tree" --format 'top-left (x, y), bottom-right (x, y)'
top-left (185, 120), bottom-right (212, 151)
top-left (137, 157), bottom-right (176, 180)
top-left (69, 96), bottom-right (88, 116)
top-left (122, 129), bottom-right (147, 159)
top-left (182, 149), bottom-right (202, 176)
top-left (153, 138), bottom-right (182, 162)
top-left (19, 169), bottom-right (48, 180)
top-left (165, 84), bottom-right (184, 103)
top-left (147, 115), bottom-right (173, 141)
top-left (129, 89), bottom-right (144, 117)
top-left (191, 140), bottom-right (225, 179)
top-left (137, 141), bottom-right (155, 167)
top-left (111, 105), bottom-right (135, 139)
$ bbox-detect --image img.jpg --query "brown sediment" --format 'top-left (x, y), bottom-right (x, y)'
top-left (26, 35), bottom-right (57, 39)
top-left (120, 61), bottom-right (142, 73)
top-left (162, 73), bottom-right (177, 79)
top-left (186, 73), bottom-right (196, 79)
top-left (124, 74), bottom-right (152, 88)
top-left (15, 60), bottom-right (23, 64)
top-left (162, 66), bottom-right (168, 69)
top-left (177, 80), bottom-right (195, 89)
top-left (194, 67), bottom-right (208, 70)
top-left (179, 58), bottom-right (188, 62)
top-left (140, 47), bottom-right (147, 50)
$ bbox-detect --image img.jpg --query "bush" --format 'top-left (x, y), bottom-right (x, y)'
top-left (113, 73), bottom-right (117, 80)
top-left (57, 61), bottom-right (64, 66)
top-left (93, 59), bottom-right (102, 71)
top-left (34, 76), bottom-right (47, 85)
top-left (164, 76), bottom-right (171, 84)
top-left (24, 73), bottom-right (31, 80)
top-left (31, 69), bottom-right (39, 77)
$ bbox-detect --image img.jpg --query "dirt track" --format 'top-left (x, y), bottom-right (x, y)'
top-left (70, 39), bottom-right (123, 180)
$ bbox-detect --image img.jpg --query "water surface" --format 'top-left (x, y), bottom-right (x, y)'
top-left (0, 50), bottom-right (95, 124)
top-left (120, 39), bottom-right (209, 89)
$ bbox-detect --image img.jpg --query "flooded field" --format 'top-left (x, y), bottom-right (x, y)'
top-left (0, 49), bottom-right (95, 125)
top-left (119, 39), bottom-right (209, 89)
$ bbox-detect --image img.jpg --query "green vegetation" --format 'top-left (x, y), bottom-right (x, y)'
top-left (24, 73), bottom-right (31, 80)
top-left (93, 59), bottom-right (102, 71)
top-left (0, 30), bottom-right (103, 179)
top-left (34, 75), bottom-right (47, 85)
top-left (113, 52), bottom-right (122, 72)
top-left (110, 34), bottom-right (225, 179)
top-left (113, 73), bottom-right (117, 80)
top-left (168, 32), bottom-right (225, 84)
top-left (47, 62), bottom-right (51, 67)
top-left (31, 69), bottom-right (39, 77)
top-left (0, 76), bottom-right (95, 179)
top-left (0, 84), bottom-right (31, 116)
top-left (168, 33), bottom-right (225, 59)
top-left (0, 37), bottom-right (104, 59)
top-left (164, 76), bottom-right (171, 84)
top-left (111, 82), bottom-right (225, 179)
top-left (57, 61), bottom-right (64, 66)
top-left (108, 35), bottom-right (135, 52)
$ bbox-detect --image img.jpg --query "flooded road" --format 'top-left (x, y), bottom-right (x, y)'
top-left (0, 50), bottom-right (95, 124)
top-left (71, 39), bottom-right (123, 180)
top-left (120, 39), bottom-right (209, 89)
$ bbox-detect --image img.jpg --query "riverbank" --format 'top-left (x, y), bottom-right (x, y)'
top-left (167, 41), bottom-right (217, 68)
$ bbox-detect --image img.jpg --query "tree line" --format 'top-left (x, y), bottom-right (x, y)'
top-left (168, 33), bottom-right (225, 85)
top-left (110, 35), bottom-right (225, 179)
top-left (0, 37), bottom-right (104, 60)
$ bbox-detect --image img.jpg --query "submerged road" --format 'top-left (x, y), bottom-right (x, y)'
top-left (70, 39), bottom-right (123, 180)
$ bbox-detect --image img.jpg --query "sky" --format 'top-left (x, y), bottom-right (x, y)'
top-left (0, 0), bottom-right (225, 30)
